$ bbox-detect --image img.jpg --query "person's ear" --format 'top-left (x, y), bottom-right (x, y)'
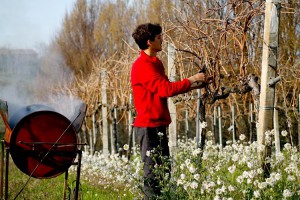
top-left (147, 40), bottom-right (152, 47)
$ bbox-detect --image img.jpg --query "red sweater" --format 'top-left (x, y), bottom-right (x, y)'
top-left (131, 51), bottom-right (191, 127)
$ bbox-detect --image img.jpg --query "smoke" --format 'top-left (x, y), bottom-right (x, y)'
top-left (0, 46), bottom-right (83, 122)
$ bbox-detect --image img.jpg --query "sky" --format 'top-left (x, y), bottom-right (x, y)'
top-left (0, 0), bottom-right (77, 50)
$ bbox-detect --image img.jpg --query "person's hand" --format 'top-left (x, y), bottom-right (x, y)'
top-left (188, 73), bottom-right (204, 84)
top-left (188, 73), bottom-right (213, 84)
top-left (188, 73), bottom-right (213, 90)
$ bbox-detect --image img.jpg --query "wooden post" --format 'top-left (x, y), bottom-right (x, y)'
top-left (113, 93), bottom-right (119, 153)
top-left (298, 94), bottom-right (300, 149)
top-left (89, 129), bottom-right (93, 155)
top-left (92, 113), bottom-right (97, 151)
top-left (257, 0), bottom-right (281, 147)
top-left (274, 108), bottom-right (280, 156)
top-left (218, 106), bottom-right (222, 150)
top-left (167, 43), bottom-right (177, 154)
top-left (110, 123), bottom-right (116, 154)
top-left (249, 103), bottom-right (254, 142)
top-left (232, 106), bottom-right (236, 143)
top-left (196, 89), bottom-right (201, 148)
top-left (185, 107), bottom-right (190, 141)
top-left (128, 93), bottom-right (135, 151)
top-left (257, 0), bottom-right (281, 178)
top-left (213, 106), bottom-right (217, 144)
top-left (101, 69), bottom-right (109, 155)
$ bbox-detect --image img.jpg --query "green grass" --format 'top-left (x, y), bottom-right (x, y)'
top-left (1, 154), bottom-right (135, 200)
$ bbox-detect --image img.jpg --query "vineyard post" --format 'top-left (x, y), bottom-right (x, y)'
top-left (167, 43), bottom-right (177, 154)
top-left (218, 106), bottom-right (222, 150)
top-left (113, 93), bottom-right (119, 153)
top-left (101, 69), bottom-right (109, 155)
top-left (128, 93), bottom-right (135, 154)
top-left (274, 107), bottom-right (280, 156)
top-left (257, 0), bottom-right (281, 177)
top-left (249, 103), bottom-right (255, 142)
top-left (89, 129), bottom-right (94, 155)
top-left (257, 0), bottom-right (281, 146)
top-left (92, 113), bottom-right (97, 153)
top-left (195, 89), bottom-right (201, 148)
top-left (110, 123), bottom-right (115, 154)
top-left (232, 106), bottom-right (236, 143)
top-left (185, 106), bottom-right (190, 142)
top-left (298, 94), bottom-right (300, 149)
top-left (81, 123), bottom-right (88, 152)
top-left (213, 106), bottom-right (217, 144)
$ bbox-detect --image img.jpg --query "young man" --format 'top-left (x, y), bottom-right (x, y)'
top-left (131, 23), bottom-right (210, 199)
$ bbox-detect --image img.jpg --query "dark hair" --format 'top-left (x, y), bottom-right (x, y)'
top-left (132, 23), bottom-right (162, 50)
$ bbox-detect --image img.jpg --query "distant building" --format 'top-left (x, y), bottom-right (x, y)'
top-left (0, 48), bottom-right (40, 76)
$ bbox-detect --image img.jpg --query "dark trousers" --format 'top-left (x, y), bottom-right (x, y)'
top-left (135, 126), bottom-right (170, 200)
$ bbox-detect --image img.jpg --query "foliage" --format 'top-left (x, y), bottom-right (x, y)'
top-left (74, 129), bottom-right (300, 199)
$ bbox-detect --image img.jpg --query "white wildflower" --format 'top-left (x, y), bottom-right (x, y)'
top-left (247, 161), bottom-right (254, 169)
top-left (206, 140), bottom-right (213, 146)
top-left (202, 152), bottom-right (209, 160)
top-left (283, 189), bottom-right (293, 198)
top-left (188, 164), bottom-right (196, 173)
top-left (258, 182), bottom-right (267, 189)
top-left (291, 154), bottom-right (298, 162)
top-left (257, 168), bottom-right (264, 174)
top-left (216, 188), bottom-right (222, 195)
top-left (236, 175), bottom-right (243, 183)
top-left (254, 190), bottom-right (260, 198)
top-left (232, 154), bottom-right (239, 162)
top-left (239, 134), bottom-right (246, 141)
top-left (192, 148), bottom-right (201, 156)
top-left (180, 163), bottom-right (185, 170)
top-left (194, 174), bottom-right (200, 181)
top-left (123, 144), bottom-right (129, 151)
top-left (213, 195), bottom-right (220, 200)
top-left (207, 131), bottom-right (213, 137)
top-left (226, 140), bottom-right (233, 145)
top-left (180, 173), bottom-right (186, 180)
top-left (287, 175), bottom-right (295, 181)
top-left (157, 132), bottom-right (164, 136)
top-left (228, 165), bottom-right (236, 174)
top-left (284, 143), bottom-right (292, 150)
top-left (281, 130), bottom-right (288, 137)
top-left (177, 179), bottom-right (184, 186)
top-left (274, 173), bottom-right (282, 181)
top-left (256, 122), bottom-right (259, 128)
top-left (185, 159), bottom-right (191, 165)
top-left (183, 184), bottom-right (188, 191)
top-left (209, 181), bottom-right (216, 188)
top-left (228, 185), bottom-right (235, 192)
top-left (190, 181), bottom-right (198, 189)
top-left (200, 121), bottom-right (207, 128)
top-left (146, 150), bottom-right (151, 157)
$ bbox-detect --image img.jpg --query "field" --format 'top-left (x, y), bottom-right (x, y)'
top-left (1, 153), bottom-right (133, 200)
top-left (72, 131), bottom-right (300, 200)
top-left (1, 130), bottom-right (300, 199)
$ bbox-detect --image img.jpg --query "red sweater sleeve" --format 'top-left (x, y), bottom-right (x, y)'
top-left (134, 60), bottom-right (191, 97)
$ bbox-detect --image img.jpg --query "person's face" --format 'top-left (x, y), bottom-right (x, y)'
top-left (148, 34), bottom-right (163, 52)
